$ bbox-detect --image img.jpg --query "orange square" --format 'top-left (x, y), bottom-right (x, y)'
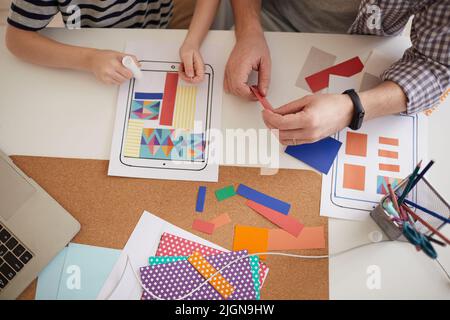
top-left (345, 132), bottom-right (368, 157)
top-left (233, 225), bottom-right (269, 260)
top-left (343, 163), bottom-right (366, 191)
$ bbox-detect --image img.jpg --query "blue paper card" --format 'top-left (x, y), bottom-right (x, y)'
top-left (285, 137), bottom-right (342, 174)
top-left (236, 184), bottom-right (290, 215)
top-left (35, 243), bottom-right (121, 300)
top-left (196, 186), bottom-right (206, 212)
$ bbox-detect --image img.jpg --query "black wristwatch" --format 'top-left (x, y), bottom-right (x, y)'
top-left (342, 89), bottom-right (365, 131)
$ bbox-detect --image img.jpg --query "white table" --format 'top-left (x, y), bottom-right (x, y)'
top-left (0, 26), bottom-right (449, 299)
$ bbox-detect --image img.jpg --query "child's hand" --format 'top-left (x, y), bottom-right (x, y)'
top-left (87, 49), bottom-right (140, 85)
top-left (179, 41), bottom-right (205, 83)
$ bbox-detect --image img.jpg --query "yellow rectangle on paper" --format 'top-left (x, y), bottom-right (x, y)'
top-left (173, 86), bottom-right (197, 129)
top-left (188, 251), bottom-right (235, 299)
top-left (123, 119), bottom-right (144, 157)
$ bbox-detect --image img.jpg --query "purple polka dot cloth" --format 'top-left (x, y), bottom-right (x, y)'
top-left (140, 250), bottom-right (258, 300)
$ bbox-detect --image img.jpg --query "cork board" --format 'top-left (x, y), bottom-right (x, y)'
top-left (11, 156), bottom-right (328, 300)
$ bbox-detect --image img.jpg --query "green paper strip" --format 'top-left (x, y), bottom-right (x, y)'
top-left (215, 185), bottom-right (236, 201)
top-left (149, 256), bottom-right (186, 265)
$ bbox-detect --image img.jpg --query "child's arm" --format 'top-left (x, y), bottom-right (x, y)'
top-left (5, 25), bottom-right (139, 85)
top-left (179, 0), bottom-right (220, 83)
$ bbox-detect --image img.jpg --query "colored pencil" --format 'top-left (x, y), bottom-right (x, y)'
top-left (408, 160), bottom-right (435, 192)
top-left (404, 199), bottom-right (450, 224)
top-left (401, 204), bottom-right (450, 245)
top-left (398, 160), bottom-right (422, 205)
top-left (387, 183), bottom-right (403, 219)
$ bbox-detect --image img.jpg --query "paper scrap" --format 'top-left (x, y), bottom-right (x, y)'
top-left (188, 251), bottom-right (235, 299)
top-left (285, 137), bottom-right (342, 174)
top-left (236, 184), bottom-right (291, 215)
top-left (296, 47), bottom-right (337, 91)
top-left (268, 226), bottom-right (326, 250)
top-left (305, 57), bottom-right (364, 93)
top-left (196, 186), bottom-right (207, 212)
top-left (209, 213), bottom-right (231, 229)
top-left (250, 85), bottom-right (273, 110)
top-left (215, 185), bottom-right (236, 201)
top-left (233, 225), bottom-right (269, 260)
top-left (246, 200), bottom-right (304, 237)
top-left (192, 219), bottom-right (215, 235)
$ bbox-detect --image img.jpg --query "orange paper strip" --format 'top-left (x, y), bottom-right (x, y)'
top-left (379, 163), bottom-right (400, 172)
top-left (233, 225), bottom-right (269, 260)
top-left (378, 149), bottom-right (398, 159)
top-left (209, 213), bottom-right (231, 229)
top-left (246, 200), bottom-right (304, 237)
top-left (268, 226), bottom-right (326, 250)
top-left (192, 219), bottom-right (215, 235)
top-left (188, 251), bottom-right (235, 299)
top-left (379, 137), bottom-right (399, 146)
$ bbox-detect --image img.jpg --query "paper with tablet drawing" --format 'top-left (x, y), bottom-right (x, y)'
top-left (108, 42), bottom-right (225, 182)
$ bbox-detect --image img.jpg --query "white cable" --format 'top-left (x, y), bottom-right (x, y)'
top-left (105, 239), bottom-right (449, 300)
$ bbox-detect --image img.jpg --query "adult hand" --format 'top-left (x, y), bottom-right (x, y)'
top-left (262, 94), bottom-right (354, 145)
top-left (224, 32), bottom-right (271, 100)
top-left (87, 49), bottom-right (139, 85)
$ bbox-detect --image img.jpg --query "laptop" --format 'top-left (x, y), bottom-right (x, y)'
top-left (0, 150), bottom-right (80, 299)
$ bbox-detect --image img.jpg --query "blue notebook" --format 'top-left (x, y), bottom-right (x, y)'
top-left (35, 243), bottom-right (121, 300)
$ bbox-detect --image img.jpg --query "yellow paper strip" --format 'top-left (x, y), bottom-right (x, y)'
top-left (123, 119), bottom-right (144, 157)
top-left (173, 86), bottom-right (197, 129)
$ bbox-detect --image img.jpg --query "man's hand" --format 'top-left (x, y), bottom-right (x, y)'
top-left (224, 32), bottom-right (271, 100)
top-left (262, 94), bottom-right (354, 145)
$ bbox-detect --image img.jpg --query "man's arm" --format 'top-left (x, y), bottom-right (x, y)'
top-left (224, 0), bottom-right (271, 99)
top-left (381, 1), bottom-right (450, 114)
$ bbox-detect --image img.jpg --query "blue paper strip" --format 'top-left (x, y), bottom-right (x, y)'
top-left (196, 186), bottom-right (207, 212)
top-left (285, 137), bottom-right (342, 174)
top-left (134, 92), bottom-right (163, 100)
top-left (236, 184), bottom-right (290, 215)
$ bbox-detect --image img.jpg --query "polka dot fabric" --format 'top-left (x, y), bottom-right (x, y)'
top-left (156, 232), bottom-right (269, 288)
top-left (140, 250), bottom-right (257, 300)
top-left (187, 251), bottom-right (235, 299)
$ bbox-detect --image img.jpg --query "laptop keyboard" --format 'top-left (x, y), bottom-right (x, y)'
top-left (0, 223), bottom-right (33, 291)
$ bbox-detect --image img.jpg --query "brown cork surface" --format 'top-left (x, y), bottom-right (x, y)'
top-left (11, 156), bottom-right (329, 300)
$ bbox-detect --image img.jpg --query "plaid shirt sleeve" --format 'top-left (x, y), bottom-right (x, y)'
top-left (350, 0), bottom-right (450, 114)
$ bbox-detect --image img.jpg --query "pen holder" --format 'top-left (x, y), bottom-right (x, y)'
top-left (370, 177), bottom-right (450, 240)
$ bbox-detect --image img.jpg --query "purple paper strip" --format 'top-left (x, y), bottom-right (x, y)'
top-left (140, 250), bottom-right (256, 300)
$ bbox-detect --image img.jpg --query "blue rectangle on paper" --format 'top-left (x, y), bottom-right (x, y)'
top-left (134, 92), bottom-right (163, 100)
top-left (285, 137), bottom-right (342, 175)
top-left (196, 186), bottom-right (207, 212)
top-left (236, 184), bottom-right (290, 215)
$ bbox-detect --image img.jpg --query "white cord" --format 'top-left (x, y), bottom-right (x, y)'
top-left (104, 239), bottom-right (450, 300)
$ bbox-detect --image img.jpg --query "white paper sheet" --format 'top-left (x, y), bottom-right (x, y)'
top-left (108, 41), bottom-right (224, 182)
top-left (97, 211), bottom-right (228, 300)
top-left (320, 114), bottom-right (428, 220)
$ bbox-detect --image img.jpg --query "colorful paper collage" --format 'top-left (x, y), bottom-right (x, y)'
top-left (140, 250), bottom-right (258, 300)
top-left (130, 100), bottom-right (160, 120)
top-left (148, 252), bottom-right (261, 300)
top-left (376, 175), bottom-right (402, 195)
top-left (139, 128), bottom-right (205, 161)
top-left (155, 233), bottom-right (269, 288)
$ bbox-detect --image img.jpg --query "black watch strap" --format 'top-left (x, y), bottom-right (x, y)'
top-left (343, 89), bottom-right (365, 131)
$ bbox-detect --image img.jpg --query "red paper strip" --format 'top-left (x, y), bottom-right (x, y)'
top-left (246, 200), bottom-right (304, 237)
top-left (305, 57), bottom-right (364, 92)
top-left (192, 219), bottom-right (215, 235)
top-left (160, 72), bottom-right (179, 125)
top-left (250, 85), bottom-right (273, 110)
